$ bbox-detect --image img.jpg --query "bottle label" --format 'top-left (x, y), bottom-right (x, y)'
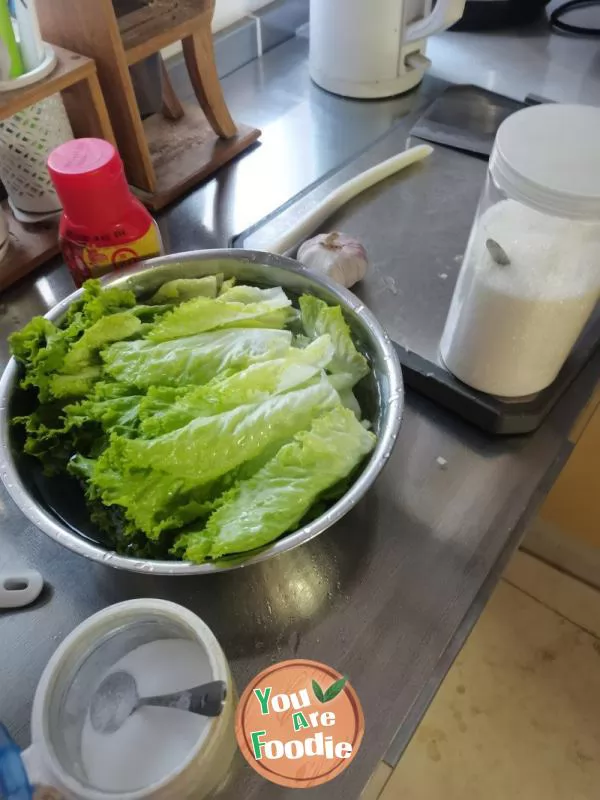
top-left (62, 224), bottom-right (162, 286)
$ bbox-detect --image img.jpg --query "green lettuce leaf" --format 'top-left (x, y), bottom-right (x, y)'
top-left (9, 279), bottom-right (136, 402)
top-left (13, 403), bottom-right (76, 475)
top-left (49, 367), bottom-right (103, 399)
top-left (68, 457), bottom-right (163, 554)
top-left (218, 277), bottom-right (236, 295)
top-left (130, 304), bottom-right (173, 321)
top-left (61, 312), bottom-right (142, 374)
top-left (64, 382), bottom-right (143, 438)
top-left (84, 378), bottom-right (342, 539)
top-left (337, 386), bottom-right (362, 419)
top-left (77, 455), bottom-right (220, 540)
top-left (102, 328), bottom-right (292, 388)
top-left (135, 386), bottom-right (184, 425)
top-left (147, 286), bottom-right (292, 342)
top-left (148, 275), bottom-right (221, 304)
top-left (10, 278), bottom-right (375, 559)
top-left (139, 335), bottom-right (334, 436)
top-left (9, 319), bottom-right (69, 402)
top-left (175, 407), bottom-right (376, 561)
top-left (217, 285), bottom-right (281, 304)
top-left (101, 377), bottom-right (341, 484)
top-left (299, 295), bottom-right (369, 387)
top-left (61, 280), bottom-right (137, 329)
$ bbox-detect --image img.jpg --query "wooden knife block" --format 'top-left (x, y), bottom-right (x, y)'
top-left (36, 0), bottom-right (260, 209)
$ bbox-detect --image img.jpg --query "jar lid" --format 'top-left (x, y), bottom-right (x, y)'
top-left (490, 103), bottom-right (600, 220)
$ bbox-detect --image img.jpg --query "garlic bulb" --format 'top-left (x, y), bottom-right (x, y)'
top-left (297, 232), bottom-right (368, 288)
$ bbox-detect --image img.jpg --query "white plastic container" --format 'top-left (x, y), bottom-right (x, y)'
top-left (440, 104), bottom-right (600, 398)
top-left (0, 203), bottom-right (9, 263)
top-left (21, 600), bottom-right (237, 800)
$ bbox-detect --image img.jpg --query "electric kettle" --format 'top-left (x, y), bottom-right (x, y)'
top-left (309, 0), bottom-right (466, 98)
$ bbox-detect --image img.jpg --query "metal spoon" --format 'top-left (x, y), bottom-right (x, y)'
top-left (90, 670), bottom-right (226, 734)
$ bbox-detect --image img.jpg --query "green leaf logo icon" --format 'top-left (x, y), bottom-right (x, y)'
top-left (312, 676), bottom-right (348, 703)
top-left (323, 676), bottom-right (348, 702)
top-left (312, 679), bottom-right (325, 703)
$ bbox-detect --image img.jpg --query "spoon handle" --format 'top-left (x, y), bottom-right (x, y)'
top-left (139, 680), bottom-right (227, 717)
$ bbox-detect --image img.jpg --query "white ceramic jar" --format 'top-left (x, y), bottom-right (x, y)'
top-left (21, 600), bottom-right (237, 800)
top-left (440, 103), bottom-right (600, 398)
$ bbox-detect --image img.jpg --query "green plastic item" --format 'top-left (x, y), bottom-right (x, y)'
top-left (0, 1), bottom-right (24, 79)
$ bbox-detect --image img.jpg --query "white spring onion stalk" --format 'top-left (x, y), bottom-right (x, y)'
top-left (297, 232), bottom-right (368, 288)
top-left (265, 144), bottom-right (433, 255)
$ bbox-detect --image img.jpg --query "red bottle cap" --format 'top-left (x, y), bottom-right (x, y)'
top-left (47, 138), bottom-right (133, 227)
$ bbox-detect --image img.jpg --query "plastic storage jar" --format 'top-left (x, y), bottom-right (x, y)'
top-left (440, 103), bottom-right (600, 398)
top-left (14, 600), bottom-right (237, 800)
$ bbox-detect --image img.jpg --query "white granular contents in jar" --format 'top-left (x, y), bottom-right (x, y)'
top-left (441, 199), bottom-right (599, 397)
top-left (80, 639), bottom-right (211, 793)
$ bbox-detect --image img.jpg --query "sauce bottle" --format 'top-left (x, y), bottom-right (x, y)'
top-left (47, 138), bottom-right (162, 286)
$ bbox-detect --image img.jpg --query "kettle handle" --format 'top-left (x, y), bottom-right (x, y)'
top-left (404, 0), bottom-right (466, 43)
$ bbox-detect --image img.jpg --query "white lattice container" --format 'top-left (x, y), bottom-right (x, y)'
top-left (0, 93), bottom-right (73, 214)
top-left (0, 203), bottom-right (9, 263)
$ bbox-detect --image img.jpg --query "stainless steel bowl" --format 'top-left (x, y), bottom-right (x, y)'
top-left (0, 251), bottom-right (403, 575)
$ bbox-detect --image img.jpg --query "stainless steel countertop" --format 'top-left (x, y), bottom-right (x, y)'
top-left (1, 29), bottom-right (598, 799)
top-left (428, 0), bottom-right (600, 105)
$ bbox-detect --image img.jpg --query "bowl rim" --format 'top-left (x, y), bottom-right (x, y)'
top-left (0, 250), bottom-right (403, 575)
